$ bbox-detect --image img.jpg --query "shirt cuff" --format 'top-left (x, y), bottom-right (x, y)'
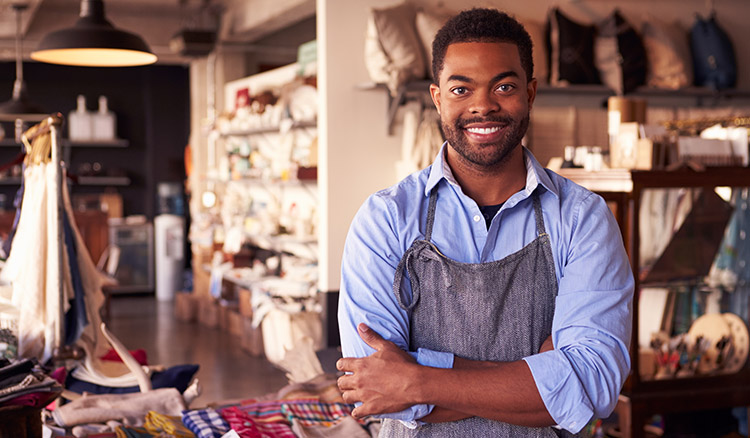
top-left (524, 351), bottom-right (594, 434)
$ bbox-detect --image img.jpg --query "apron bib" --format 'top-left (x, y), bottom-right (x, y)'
top-left (381, 188), bottom-right (575, 438)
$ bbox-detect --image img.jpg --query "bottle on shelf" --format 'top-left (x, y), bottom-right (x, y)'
top-left (561, 146), bottom-right (581, 168)
top-left (92, 96), bottom-right (116, 141)
top-left (68, 95), bottom-right (92, 141)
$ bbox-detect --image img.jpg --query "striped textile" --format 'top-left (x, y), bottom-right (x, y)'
top-left (232, 398), bottom-right (319, 424)
top-left (114, 426), bottom-right (156, 438)
top-left (279, 401), bottom-right (354, 427)
top-left (144, 410), bottom-right (194, 437)
top-left (220, 406), bottom-right (297, 438)
top-left (182, 407), bottom-right (231, 438)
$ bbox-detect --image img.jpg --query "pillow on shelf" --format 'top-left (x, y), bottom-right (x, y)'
top-left (641, 15), bottom-right (693, 90)
top-left (415, 9), bottom-right (451, 81)
top-left (364, 2), bottom-right (426, 95)
top-left (518, 18), bottom-right (548, 84)
top-left (547, 8), bottom-right (600, 86)
top-left (690, 13), bottom-right (737, 90)
top-left (595, 10), bottom-right (647, 95)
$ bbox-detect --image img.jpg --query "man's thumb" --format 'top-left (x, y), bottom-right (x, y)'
top-left (358, 323), bottom-right (385, 350)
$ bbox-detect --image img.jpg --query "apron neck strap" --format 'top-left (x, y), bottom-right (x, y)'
top-left (532, 191), bottom-right (547, 237)
top-left (425, 188), bottom-right (439, 241)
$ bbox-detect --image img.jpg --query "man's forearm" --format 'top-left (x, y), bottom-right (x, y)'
top-left (337, 324), bottom-right (555, 426)
top-left (414, 357), bottom-right (554, 426)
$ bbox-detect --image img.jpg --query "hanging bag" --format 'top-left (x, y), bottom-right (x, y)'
top-left (689, 13), bottom-right (737, 90)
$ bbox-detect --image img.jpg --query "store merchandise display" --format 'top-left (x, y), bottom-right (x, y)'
top-left (363, 2), bottom-right (737, 95)
top-left (187, 63), bottom-right (322, 390)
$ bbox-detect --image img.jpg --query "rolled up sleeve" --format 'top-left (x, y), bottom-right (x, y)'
top-left (526, 191), bottom-right (633, 433)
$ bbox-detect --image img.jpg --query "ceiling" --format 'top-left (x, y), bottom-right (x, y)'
top-left (0, 0), bottom-right (315, 64)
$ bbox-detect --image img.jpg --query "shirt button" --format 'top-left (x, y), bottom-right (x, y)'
top-left (473, 215), bottom-right (481, 222)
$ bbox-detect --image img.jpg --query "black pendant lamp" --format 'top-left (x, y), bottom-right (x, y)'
top-left (31, 0), bottom-right (157, 67)
top-left (0, 3), bottom-right (47, 123)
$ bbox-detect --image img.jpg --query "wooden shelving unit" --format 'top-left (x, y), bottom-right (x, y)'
top-left (567, 167), bottom-right (750, 438)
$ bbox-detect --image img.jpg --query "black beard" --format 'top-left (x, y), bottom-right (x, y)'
top-left (441, 112), bottom-right (530, 168)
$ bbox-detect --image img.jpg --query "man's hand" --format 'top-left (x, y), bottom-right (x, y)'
top-left (539, 335), bottom-right (553, 354)
top-left (336, 323), bottom-right (418, 418)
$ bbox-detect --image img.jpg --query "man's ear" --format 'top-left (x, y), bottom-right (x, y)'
top-left (429, 83), bottom-right (441, 115)
top-left (526, 78), bottom-right (538, 111)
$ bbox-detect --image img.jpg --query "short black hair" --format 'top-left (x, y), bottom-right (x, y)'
top-left (431, 8), bottom-right (534, 84)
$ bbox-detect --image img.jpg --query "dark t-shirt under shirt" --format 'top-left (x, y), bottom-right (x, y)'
top-left (479, 203), bottom-right (503, 230)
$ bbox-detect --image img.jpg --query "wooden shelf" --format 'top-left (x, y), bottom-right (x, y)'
top-left (63, 139), bottom-right (129, 148)
top-left (618, 167), bottom-right (750, 438)
top-left (0, 138), bottom-right (129, 148)
top-left (0, 177), bottom-right (21, 185)
top-left (219, 120), bottom-right (317, 137)
top-left (76, 176), bottom-right (130, 186)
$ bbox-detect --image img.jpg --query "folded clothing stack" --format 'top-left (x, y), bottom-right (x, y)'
top-left (0, 358), bottom-right (62, 409)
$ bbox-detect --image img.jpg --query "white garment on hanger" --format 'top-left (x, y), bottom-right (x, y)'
top-left (1, 163), bottom-right (67, 362)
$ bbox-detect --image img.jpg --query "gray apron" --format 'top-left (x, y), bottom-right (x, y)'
top-left (381, 188), bottom-right (574, 438)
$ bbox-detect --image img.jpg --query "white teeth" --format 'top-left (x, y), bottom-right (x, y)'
top-left (466, 126), bottom-right (501, 134)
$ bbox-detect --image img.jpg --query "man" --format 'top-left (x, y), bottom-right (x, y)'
top-left (337, 8), bottom-right (633, 437)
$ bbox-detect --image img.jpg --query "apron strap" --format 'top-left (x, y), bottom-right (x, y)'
top-left (532, 192), bottom-right (547, 237)
top-left (393, 248), bottom-right (420, 311)
top-left (424, 188), bottom-right (439, 241)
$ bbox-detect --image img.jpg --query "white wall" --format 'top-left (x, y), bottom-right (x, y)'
top-left (317, 0), bottom-right (407, 291)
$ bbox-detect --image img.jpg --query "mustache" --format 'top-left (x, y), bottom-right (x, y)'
top-left (456, 115), bottom-right (515, 128)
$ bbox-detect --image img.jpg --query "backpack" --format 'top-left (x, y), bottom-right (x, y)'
top-left (689, 14), bottom-right (737, 90)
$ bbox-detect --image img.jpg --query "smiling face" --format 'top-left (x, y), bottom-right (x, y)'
top-left (430, 41), bottom-right (537, 171)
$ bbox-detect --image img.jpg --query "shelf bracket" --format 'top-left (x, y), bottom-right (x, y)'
top-left (386, 86), bottom-right (408, 136)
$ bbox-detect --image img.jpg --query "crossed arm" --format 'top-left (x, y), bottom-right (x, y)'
top-left (337, 323), bottom-right (556, 426)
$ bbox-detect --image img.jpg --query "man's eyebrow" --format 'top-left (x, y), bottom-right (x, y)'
top-left (446, 74), bottom-right (473, 83)
top-left (491, 71), bottom-right (520, 83)
top-left (446, 71), bottom-right (520, 84)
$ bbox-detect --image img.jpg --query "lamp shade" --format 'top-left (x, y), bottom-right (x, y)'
top-left (30, 0), bottom-right (157, 67)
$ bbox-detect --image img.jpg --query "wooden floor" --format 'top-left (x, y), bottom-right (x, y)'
top-left (106, 294), bottom-right (289, 409)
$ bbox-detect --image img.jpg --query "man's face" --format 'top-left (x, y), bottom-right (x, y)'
top-left (430, 41), bottom-right (537, 168)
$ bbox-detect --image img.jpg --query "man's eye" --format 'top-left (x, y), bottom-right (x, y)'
top-left (450, 87), bottom-right (468, 95)
top-left (497, 84), bottom-right (515, 93)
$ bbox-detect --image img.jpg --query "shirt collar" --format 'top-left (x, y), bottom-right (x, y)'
top-left (425, 142), bottom-right (560, 199)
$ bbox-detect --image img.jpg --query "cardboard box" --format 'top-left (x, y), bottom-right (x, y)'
top-left (192, 247), bottom-right (213, 300)
top-left (240, 316), bottom-right (264, 357)
top-left (238, 287), bottom-right (253, 318)
top-left (174, 292), bottom-right (197, 322)
top-left (227, 309), bottom-right (243, 337)
top-left (198, 297), bottom-right (219, 329)
top-left (218, 301), bottom-right (239, 332)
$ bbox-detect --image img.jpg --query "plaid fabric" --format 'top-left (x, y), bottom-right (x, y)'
top-left (280, 401), bottom-right (354, 427)
top-left (144, 410), bottom-right (194, 437)
top-left (220, 406), bottom-right (297, 438)
top-left (114, 426), bottom-right (156, 438)
top-left (182, 407), bottom-right (231, 438)
top-left (233, 398), bottom-right (319, 424)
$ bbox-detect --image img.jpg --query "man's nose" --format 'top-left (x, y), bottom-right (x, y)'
top-left (469, 92), bottom-right (500, 115)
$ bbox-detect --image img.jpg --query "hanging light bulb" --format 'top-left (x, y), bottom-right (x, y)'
top-left (0, 3), bottom-right (47, 123)
top-left (31, 0), bottom-right (157, 67)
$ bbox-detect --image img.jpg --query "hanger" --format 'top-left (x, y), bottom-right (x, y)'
top-left (706, 0), bottom-right (716, 18)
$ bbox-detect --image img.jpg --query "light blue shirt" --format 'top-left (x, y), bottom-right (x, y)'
top-left (338, 145), bottom-right (633, 433)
